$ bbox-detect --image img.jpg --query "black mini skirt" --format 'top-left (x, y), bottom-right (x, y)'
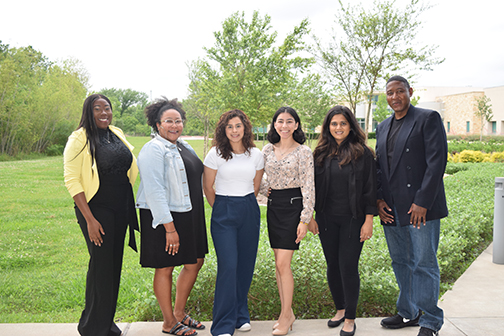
top-left (267, 187), bottom-right (303, 250)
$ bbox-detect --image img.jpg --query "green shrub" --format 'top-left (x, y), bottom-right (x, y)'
top-left (448, 140), bottom-right (504, 154)
top-left (51, 119), bottom-right (77, 146)
top-left (134, 124), bottom-right (151, 136)
top-left (45, 144), bottom-right (64, 156)
top-left (437, 164), bottom-right (498, 290)
top-left (447, 135), bottom-right (504, 142)
top-left (445, 162), bottom-right (470, 174)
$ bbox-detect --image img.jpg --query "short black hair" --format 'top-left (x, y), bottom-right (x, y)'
top-left (386, 76), bottom-right (410, 90)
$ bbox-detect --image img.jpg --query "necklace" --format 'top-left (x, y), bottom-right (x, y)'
top-left (105, 130), bottom-right (110, 144)
top-left (275, 143), bottom-right (297, 158)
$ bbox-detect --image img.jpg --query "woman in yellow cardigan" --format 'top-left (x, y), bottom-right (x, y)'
top-left (63, 94), bottom-right (138, 336)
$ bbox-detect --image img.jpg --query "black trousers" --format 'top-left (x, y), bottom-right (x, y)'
top-left (75, 176), bottom-right (131, 336)
top-left (316, 213), bottom-right (364, 320)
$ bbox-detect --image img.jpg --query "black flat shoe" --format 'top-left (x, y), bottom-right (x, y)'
top-left (340, 323), bottom-right (356, 336)
top-left (327, 316), bottom-right (345, 328)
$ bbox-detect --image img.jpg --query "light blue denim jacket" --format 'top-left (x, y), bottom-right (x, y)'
top-left (135, 134), bottom-right (197, 228)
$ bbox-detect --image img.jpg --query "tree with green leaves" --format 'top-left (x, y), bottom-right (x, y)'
top-left (185, 59), bottom-right (222, 156)
top-left (0, 44), bottom-right (87, 155)
top-left (98, 88), bottom-right (149, 136)
top-left (312, 0), bottom-right (444, 136)
top-left (474, 95), bottom-right (493, 141)
top-left (99, 88), bottom-right (148, 117)
top-left (186, 11), bottom-right (314, 151)
top-left (287, 73), bottom-right (334, 145)
top-left (373, 93), bottom-right (391, 124)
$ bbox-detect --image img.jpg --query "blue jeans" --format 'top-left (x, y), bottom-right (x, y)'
top-left (383, 210), bottom-right (444, 332)
top-left (210, 193), bottom-right (260, 336)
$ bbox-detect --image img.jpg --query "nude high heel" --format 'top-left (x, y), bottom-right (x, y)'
top-left (272, 308), bottom-right (294, 330)
top-left (272, 314), bottom-right (295, 335)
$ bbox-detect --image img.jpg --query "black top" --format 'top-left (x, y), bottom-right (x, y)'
top-left (178, 144), bottom-right (204, 208)
top-left (386, 116), bottom-right (405, 173)
top-left (96, 128), bottom-right (132, 176)
top-left (327, 156), bottom-right (352, 216)
top-left (315, 146), bottom-right (377, 222)
top-left (178, 143), bottom-right (208, 257)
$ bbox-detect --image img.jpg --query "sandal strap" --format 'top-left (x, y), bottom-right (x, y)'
top-left (169, 322), bottom-right (184, 334)
top-left (169, 322), bottom-right (195, 335)
top-left (182, 314), bottom-right (202, 328)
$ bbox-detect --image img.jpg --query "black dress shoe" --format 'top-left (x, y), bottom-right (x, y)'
top-left (340, 323), bottom-right (356, 336)
top-left (417, 327), bottom-right (439, 336)
top-left (381, 310), bottom-right (421, 329)
top-left (327, 316), bottom-right (345, 328)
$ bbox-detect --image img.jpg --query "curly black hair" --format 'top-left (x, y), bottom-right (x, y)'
top-left (144, 97), bottom-right (186, 133)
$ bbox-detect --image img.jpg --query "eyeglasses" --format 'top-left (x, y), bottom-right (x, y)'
top-left (161, 119), bottom-right (184, 126)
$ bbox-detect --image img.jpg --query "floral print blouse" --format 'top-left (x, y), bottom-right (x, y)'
top-left (261, 143), bottom-right (315, 224)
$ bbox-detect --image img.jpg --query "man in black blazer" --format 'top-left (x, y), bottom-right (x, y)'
top-left (376, 76), bottom-right (448, 336)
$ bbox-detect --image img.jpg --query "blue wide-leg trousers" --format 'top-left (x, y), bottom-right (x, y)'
top-left (210, 193), bottom-right (260, 336)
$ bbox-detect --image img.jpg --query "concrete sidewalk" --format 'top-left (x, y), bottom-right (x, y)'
top-left (1, 244), bottom-right (503, 336)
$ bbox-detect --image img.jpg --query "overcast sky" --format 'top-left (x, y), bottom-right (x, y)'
top-left (2, 0), bottom-right (503, 101)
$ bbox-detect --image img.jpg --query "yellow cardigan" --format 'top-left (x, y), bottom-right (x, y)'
top-left (63, 126), bottom-right (138, 202)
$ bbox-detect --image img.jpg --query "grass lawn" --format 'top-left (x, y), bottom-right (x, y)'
top-left (0, 137), bottom-right (497, 323)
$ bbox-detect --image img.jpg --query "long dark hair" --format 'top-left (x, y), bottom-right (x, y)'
top-left (76, 94), bottom-right (113, 164)
top-left (213, 109), bottom-right (255, 161)
top-left (267, 106), bottom-right (306, 144)
top-left (313, 105), bottom-right (369, 167)
top-left (145, 97), bottom-right (186, 133)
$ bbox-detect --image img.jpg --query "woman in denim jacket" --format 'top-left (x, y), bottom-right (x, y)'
top-left (136, 98), bottom-right (208, 336)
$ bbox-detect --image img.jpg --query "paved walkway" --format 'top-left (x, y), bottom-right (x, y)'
top-left (1, 244), bottom-right (503, 336)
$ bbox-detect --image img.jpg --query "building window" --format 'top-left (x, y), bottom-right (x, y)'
top-left (447, 121), bottom-right (450, 133)
top-left (466, 121), bottom-right (470, 133)
top-left (357, 118), bottom-right (365, 130)
top-left (492, 121), bottom-right (497, 134)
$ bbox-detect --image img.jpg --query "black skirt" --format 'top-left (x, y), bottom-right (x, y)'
top-left (267, 187), bottom-right (303, 250)
top-left (139, 144), bottom-right (208, 268)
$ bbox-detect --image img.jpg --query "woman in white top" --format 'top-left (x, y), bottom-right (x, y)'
top-left (261, 107), bottom-right (315, 335)
top-left (203, 109), bottom-right (264, 336)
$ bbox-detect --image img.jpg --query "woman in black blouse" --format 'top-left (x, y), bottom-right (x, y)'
top-left (63, 94), bottom-right (138, 336)
top-left (311, 106), bottom-right (377, 336)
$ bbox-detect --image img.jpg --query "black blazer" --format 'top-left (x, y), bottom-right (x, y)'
top-left (375, 105), bottom-right (448, 226)
top-left (315, 146), bottom-right (377, 222)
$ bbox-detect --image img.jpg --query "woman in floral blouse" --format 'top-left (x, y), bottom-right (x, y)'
top-left (261, 106), bottom-right (315, 336)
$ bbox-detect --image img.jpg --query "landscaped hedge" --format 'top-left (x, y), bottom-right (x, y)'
top-left (448, 139), bottom-right (504, 154)
top-left (129, 163), bottom-right (500, 321)
top-left (448, 150), bottom-right (504, 163)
